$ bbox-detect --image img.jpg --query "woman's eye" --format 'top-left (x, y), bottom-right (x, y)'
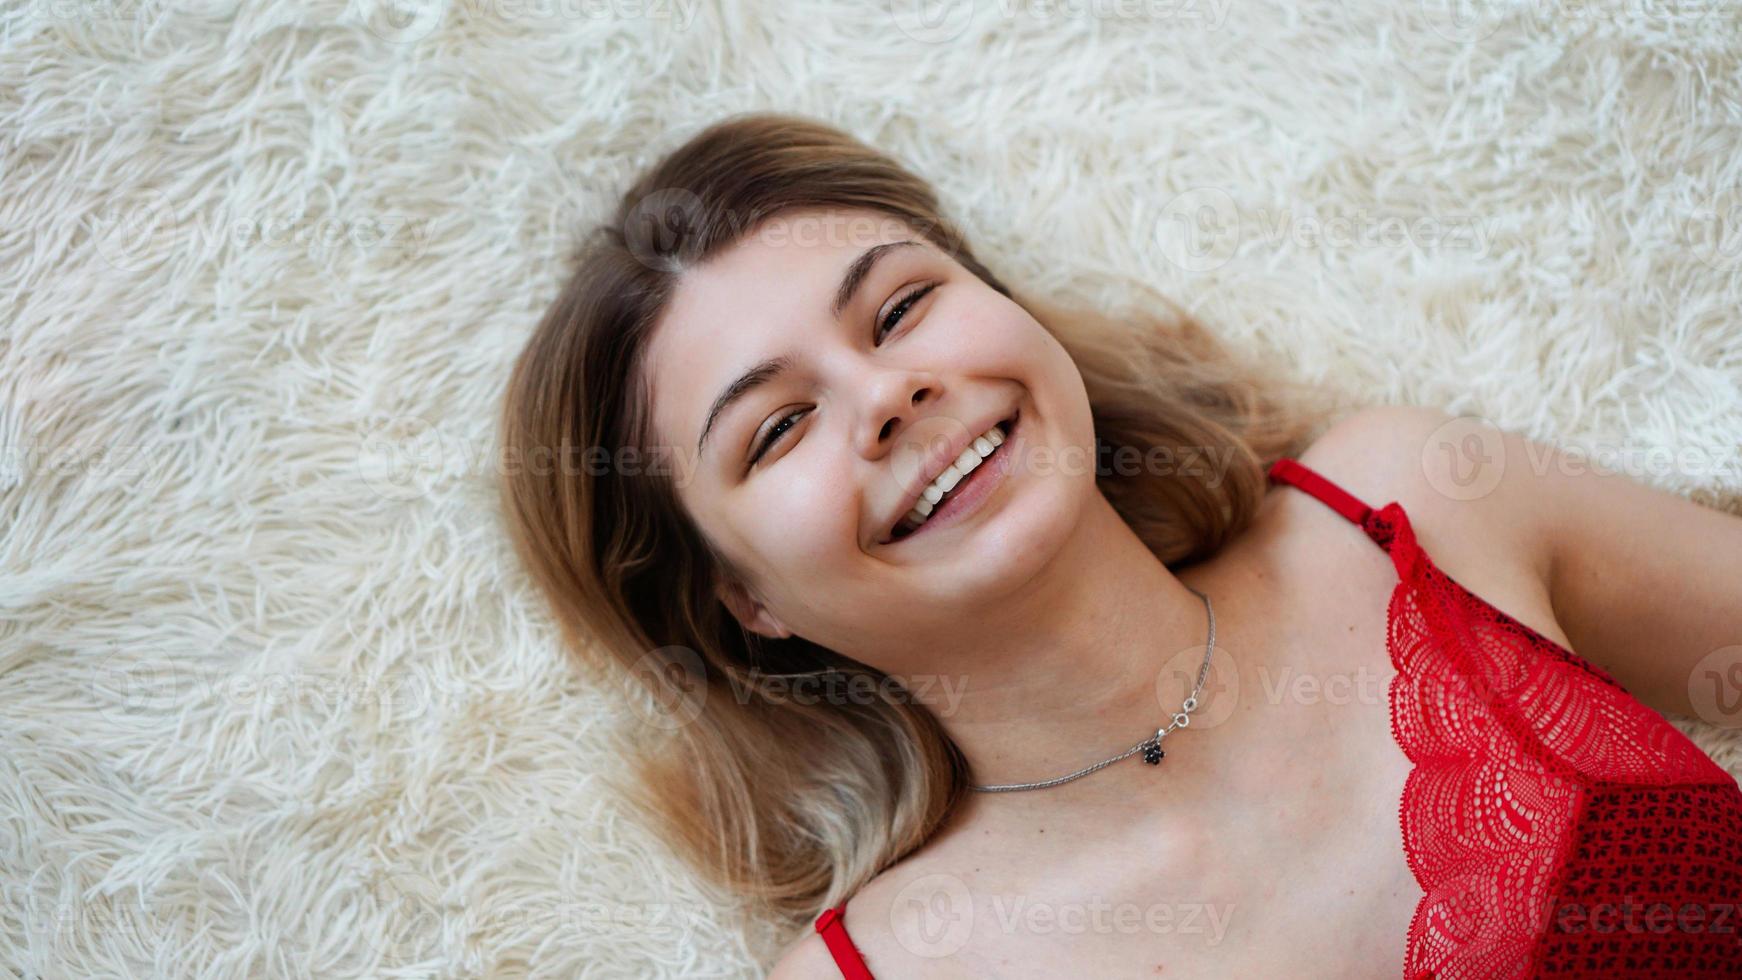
top-left (750, 408), bottom-right (807, 465)
top-left (745, 282), bottom-right (938, 470)
top-left (874, 282), bottom-right (938, 344)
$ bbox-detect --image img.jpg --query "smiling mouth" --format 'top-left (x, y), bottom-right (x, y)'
top-left (884, 410), bottom-right (1019, 544)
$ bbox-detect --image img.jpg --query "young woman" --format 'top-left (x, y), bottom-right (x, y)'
top-left (499, 112), bottom-right (1742, 978)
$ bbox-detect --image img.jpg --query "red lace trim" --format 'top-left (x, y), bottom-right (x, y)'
top-left (1298, 468), bottom-right (1742, 979)
top-left (806, 460), bottom-right (1742, 980)
top-left (814, 905), bottom-right (874, 979)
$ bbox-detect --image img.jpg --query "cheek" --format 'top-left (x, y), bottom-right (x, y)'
top-left (977, 296), bottom-right (1057, 361)
top-left (921, 300), bottom-right (1041, 373)
top-left (729, 459), bottom-right (860, 571)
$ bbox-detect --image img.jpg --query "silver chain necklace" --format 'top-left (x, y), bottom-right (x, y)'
top-left (969, 586), bottom-right (1215, 793)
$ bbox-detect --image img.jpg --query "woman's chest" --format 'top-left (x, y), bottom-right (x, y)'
top-left (854, 599), bottom-right (1429, 978)
top-left (846, 500), bottom-right (1576, 977)
top-left (857, 751), bottom-right (1425, 979)
top-left (1153, 599), bottom-right (1428, 977)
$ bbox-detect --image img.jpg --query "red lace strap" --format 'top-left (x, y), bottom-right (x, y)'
top-left (813, 905), bottom-right (874, 979)
top-left (1267, 457), bottom-right (1373, 525)
top-left (1267, 456), bottom-right (1424, 590)
top-left (1271, 460), bottom-right (1742, 978)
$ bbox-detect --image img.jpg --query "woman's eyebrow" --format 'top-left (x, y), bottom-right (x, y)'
top-left (696, 354), bottom-right (793, 460)
top-left (694, 240), bottom-right (923, 460)
top-left (830, 240), bottom-right (921, 319)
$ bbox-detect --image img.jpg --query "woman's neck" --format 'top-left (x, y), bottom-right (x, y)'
top-left (932, 490), bottom-right (1271, 816)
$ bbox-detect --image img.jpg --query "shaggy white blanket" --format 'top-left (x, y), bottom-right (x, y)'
top-left (3, 0), bottom-right (1740, 976)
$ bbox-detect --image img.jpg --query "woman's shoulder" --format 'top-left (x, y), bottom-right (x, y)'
top-left (1285, 403), bottom-right (1570, 650)
top-left (1258, 403), bottom-right (1472, 564)
top-left (785, 817), bottom-right (999, 976)
top-left (1287, 405), bottom-right (1533, 547)
top-left (1289, 404), bottom-right (1465, 509)
top-left (767, 927), bottom-right (845, 979)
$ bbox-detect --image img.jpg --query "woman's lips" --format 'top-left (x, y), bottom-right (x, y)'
top-left (885, 410), bottom-right (1020, 545)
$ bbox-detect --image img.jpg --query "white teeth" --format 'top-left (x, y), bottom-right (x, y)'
top-left (935, 464), bottom-right (964, 494)
top-left (894, 420), bottom-right (1010, 537)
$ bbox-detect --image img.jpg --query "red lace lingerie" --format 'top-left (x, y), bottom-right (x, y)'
top-left (811, 456), bottom-right (1742, 978)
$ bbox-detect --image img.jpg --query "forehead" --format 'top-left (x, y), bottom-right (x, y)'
top-left (643, 209), bottom-right (924, 450)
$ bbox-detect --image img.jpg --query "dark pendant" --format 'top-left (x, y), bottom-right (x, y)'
top-left (1143, 745), bottom-right (1164, 765)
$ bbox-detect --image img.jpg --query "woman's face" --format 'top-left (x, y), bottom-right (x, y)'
top-left (642, 208), bottom-right (1098, 668)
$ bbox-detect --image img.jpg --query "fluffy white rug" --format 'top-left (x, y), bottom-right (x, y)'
top-left (3, 0), bottom-right (1740, 976)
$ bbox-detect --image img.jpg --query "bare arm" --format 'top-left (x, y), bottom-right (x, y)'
top-left (1530, 437), bottom-right (1742, 722)
top-left (1350, 405), bottom-right (1742, 722)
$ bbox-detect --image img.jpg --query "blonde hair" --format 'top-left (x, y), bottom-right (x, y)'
top-left (498, 111), bottom-right (1342, 928)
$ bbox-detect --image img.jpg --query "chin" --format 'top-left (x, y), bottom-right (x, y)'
top-left (910, 487), bottom-right (1078, 599)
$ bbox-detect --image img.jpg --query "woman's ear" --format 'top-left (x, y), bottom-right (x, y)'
top-left (715, 575), bottom-right (793, 640)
